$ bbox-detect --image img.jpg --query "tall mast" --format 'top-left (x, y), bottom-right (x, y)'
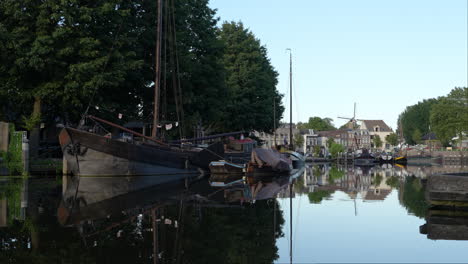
top-left (287, 49), bottom-right (293, 151)
top-left (152, 0), bottom-right (163, 138)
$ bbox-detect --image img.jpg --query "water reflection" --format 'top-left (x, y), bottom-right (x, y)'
top-left (419, 172), bottom-right (468, 241)
top-left (0, 164), bottom-right (467, 263)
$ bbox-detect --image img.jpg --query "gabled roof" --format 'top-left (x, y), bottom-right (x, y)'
top-left (361, 120), bottom-right (392, 132)
top-left (317, 130), bottom-right (342, 138)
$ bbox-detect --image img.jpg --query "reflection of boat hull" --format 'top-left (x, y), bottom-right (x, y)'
top-left (209, 161), bottom-right (245, 174)
top-left (379, 155), bottom-right (393, 163)
top-left (59, 174), bottom-right (199, 225)
top-left (354, 158), bottom-right (376, 166)
top-left (394, 156), bottom-right (407, 164)
top-left (59, 127), bottom-right (223, 176)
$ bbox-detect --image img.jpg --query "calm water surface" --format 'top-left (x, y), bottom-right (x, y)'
top-left (0, 164), bottom-right (467, 263)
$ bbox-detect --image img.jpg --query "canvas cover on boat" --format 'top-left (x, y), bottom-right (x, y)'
top-left (250, 148), bottom-right (291, 171)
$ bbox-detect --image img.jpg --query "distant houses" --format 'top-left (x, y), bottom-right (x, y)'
top-left (254, 119), bottom-right (395, 155)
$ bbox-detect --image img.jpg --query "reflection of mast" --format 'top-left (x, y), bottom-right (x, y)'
top-left (354, 197), bottom-right (357, 216)
top-left (152, 208), bottom-right (159, 264)
top-left (289, 183), bottom-right (293, 264)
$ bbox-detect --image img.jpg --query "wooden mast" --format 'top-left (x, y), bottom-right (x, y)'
top-left (287, 49), bottom-right (293, 151)
top-left (152, 0), bottom-right (163, 138)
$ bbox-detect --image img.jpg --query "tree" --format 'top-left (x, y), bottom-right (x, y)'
top-left (293, 133), bottom-right (304, 149)
top-left (430, 87), bottom-right (468, 146)
top-left (326, 137), bottom-right (335, 148)
top-left (385, 133), bottom-right (399, 146)
top-left (398, 99), bottom-right (439, 145)
top-left (219, 21), bottom-right (283, 132)
top-left (412, 129), bottom-right (422, 145)
top-left (329, 143), bottom-right (344, 158)
top-left (298, 117), bottom-right (336, 131)
top-left (372, 135), bottom-right (383, 149)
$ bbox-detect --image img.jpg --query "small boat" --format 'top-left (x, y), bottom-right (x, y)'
top-left (354, 149), bottom-right (377, 166)
top-left (394, 155), bottom-right (407, 164)
top-left (379, 152), bottom-right (394, 163)
top-left (246, 148), bottom-right (292, 176)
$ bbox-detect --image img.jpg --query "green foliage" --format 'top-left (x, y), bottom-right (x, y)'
top-left (298, 117), bottom-right (336, 131)
top-left (412, 129), bottom-right (422, 144)
top-left (22, 112), bottom-right (41, 132)
top-left (183, 199), bottom-right (284, 263)
top-left (386, 176), bottom-right (400, 189)
top-left (4, 124), bottom-right (23, 176)
top-left (430, 87), bottom-right (468, 146)
top-left (0, 178), bottom-right (23, 224)
top-left (308, 190), bottom-right (333, 204)
top-left (371, 174), bottom-right (383, 186)
top-left (398, 98), bottom-right (439, 145)
top-left (313, 145), bottom-right (321, 156)
top-left (293, 133), bottom-right (304, 149)
top-left (385, 133), bottom-right (399, 146)
top-left (328, 166), bottom-right (345, 184)
top-left (0, 0), bottom-right (149, 125)
top-left (372, 135), bottom-right (383, 148)
top-left (399, 177), bottom-right (428, 218)
top-left (219, 21), bottom-right (283, 132)
top-left (329, 143), bottom-right (344, 158)
top-left (326, 137), bottom-right (335, 148)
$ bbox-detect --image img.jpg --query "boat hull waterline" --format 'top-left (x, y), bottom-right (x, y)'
top-left (59, 127), bottom-right (223, 176)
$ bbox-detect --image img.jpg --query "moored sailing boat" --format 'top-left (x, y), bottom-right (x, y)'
top-left (59, 0), bottom-right (224, 176)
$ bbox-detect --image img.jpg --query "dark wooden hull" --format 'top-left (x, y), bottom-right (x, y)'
top-left (59, 127), bottom-right (223, 176)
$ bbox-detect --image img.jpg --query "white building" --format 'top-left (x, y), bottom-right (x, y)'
top-left (360, 120), bottom-right (394, 151)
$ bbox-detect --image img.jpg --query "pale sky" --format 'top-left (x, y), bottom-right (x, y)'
top-left (209, 0), bottom-right (468, 130)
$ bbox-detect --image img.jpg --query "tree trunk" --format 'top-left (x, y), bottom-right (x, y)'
top-left (29, 96), bottom-right (41, 158)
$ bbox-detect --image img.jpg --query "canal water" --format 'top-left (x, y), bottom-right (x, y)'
top-left (0, 164), bottom-right (467, 263)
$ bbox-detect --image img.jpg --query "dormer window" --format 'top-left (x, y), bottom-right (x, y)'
top-left (374, 126), bottom-right (380, 132)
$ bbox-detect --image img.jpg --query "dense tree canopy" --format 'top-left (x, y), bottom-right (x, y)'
top-left (219, 21), bottom-right (283, 132)
top-left (0, 1), bottom-right (283, 137)
top-left (398, 99), bottom-right (438, 145)
top-left (298, 117), bottom-right (336, 131)
top-left (430, 87), bottom-right (468, 146)
top-left (0, 0), bottom-right (147, 124)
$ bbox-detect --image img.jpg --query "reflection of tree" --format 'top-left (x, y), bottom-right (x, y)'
top-left (0, 178), bottom-right (23, 224)
top-left (386, 176), bottom-right (400, 189)
top-left (0, 179), bottom-right (96, 263)
top-left (399, 177), bottom-right (428, 218)
top-left (180, 199), bottom-right (284, 264)
top-left (308, 190), bottom-right (333, 204)
top-left (328, 166), bottom-right (344, 184)
top-left (371, 174), bottom-right (383, 186)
